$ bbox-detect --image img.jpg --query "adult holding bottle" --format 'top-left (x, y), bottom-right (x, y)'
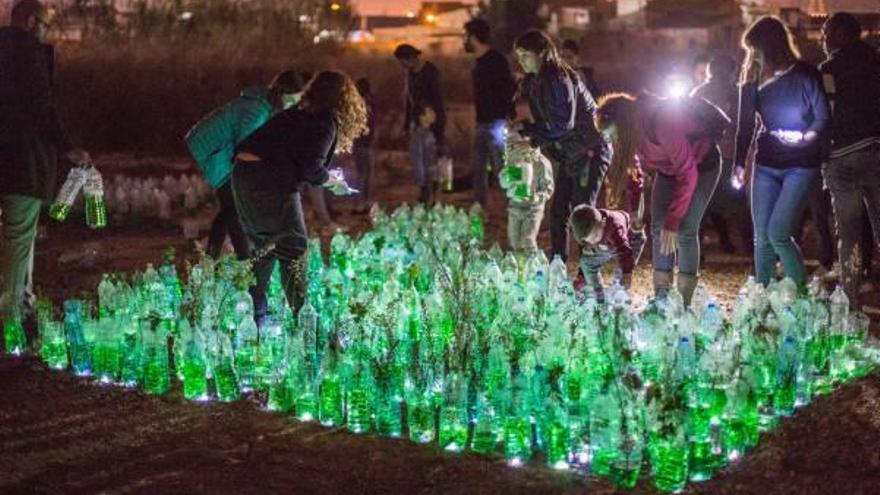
top-left (511, 30), bottom-right (611, 262)
top-left (733, 16), bottom-right (830, 287)
top-left (232, 71), bottom-right (367, 325)
top-left (0, 0), bottom-right (91, 345)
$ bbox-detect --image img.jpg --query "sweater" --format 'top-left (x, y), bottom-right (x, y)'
top-left (185, 87), bottom-right (274, 188)
top-left (638, 101), bottom-right (714, 232)
top-left (236, 107), bottom-right (336, 193)
top-left (0, 27), bottom-right (72, 200)
top-left (819, 40), bottom-right (880, 156)
top-left (473, 49), bottom-right (517, 123)
top-left (595, 209), bottom-right (635, 275)
top-left (734, 61), bottom-right (830, 169)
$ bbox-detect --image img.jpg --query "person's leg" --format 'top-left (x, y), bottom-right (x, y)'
top-left (275, 193), bottom-right (310, 315)
top-left (650, 172), bottom-right (677, 295)
top-left (507, 205), bottom-right (522, 252)
top-left (826, 156), bottom-right (863, 301)
top-left (0, 195), bottom-right (42, 323)
top-left (486, 120), bottom-right (508, 180)
top-left (861, 205), bottom-right (875, 279)
top-left (811, 179), bottom-right (835, 270)
top-left (471, 124), bottom-right (491, 207)
top-left (353, 146), bottom-right (374, 209)
top-left (206, 184), bottom-right (231, 258)
top-left (520, 205), bottom-right (545, 253)
top-left (751, 166), bottom-right (783, 285)
top-left (306, 184), bottom-right (334, 228)
top-left (582, 144), bottom-right (612, 206)
top-left (676, 155), bottom-right (721, 304)
top-left (861, 149), bottom-right (880, 278)
top-left (550, 170), bottom-right (573, 261)
top-left (767, 167), bottom-right (818, 286)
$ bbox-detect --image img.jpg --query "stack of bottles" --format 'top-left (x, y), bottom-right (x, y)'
top-left (5, 203), bottom-right (879, 493)
top-left (102, 173), bottom-right (213, 225)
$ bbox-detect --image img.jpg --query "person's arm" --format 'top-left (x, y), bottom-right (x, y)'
top-left (520, 72), bottom-right (576, 147)
top-left (299, 120), bottom-right (335, 186)
top-left (804, 69), bottom-right (831, 140)
top-left (656, 111), bottom-right (700, 232)
top-left (403, 74), bottom-right (412, 134)
top-left (733, 82), bottom-right (758, 169)
top-left (497, 55), bottom-right (518, 120)
top-left (428, 66), bottom-right (446, 150)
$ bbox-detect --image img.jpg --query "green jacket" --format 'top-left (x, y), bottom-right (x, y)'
top-left (185, 87), bottom-right (275, 188)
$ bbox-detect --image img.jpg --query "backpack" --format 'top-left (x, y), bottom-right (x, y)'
top-left (648, 96), bottom-right (731, 144)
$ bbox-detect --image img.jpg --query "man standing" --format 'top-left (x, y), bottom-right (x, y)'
top-left (820, 12), bottom-right (880, 307)
top-left (463, 18), bottom-right (516, 207)
top-left (560, 39), bottom-right (600, 99)
top-left (691, 54), bottom-right (751, 254)
top-left (394, 43), bottom-right (446, 153)
top-left (0, 0), bottom-right (91, 341)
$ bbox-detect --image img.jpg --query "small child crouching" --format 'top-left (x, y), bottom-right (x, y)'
top-left (569, 204), bottom-right (646, 301)
top-left (501, 131), bottom-right (554, 253)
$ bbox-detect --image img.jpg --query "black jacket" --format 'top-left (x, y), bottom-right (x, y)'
top-left (0, 27), bottom-right (72, 200)
top-left (473, 49), bottom-right (516, 123)
top-left (520, 64), bottom-right (608, 175)
top-left (819, 40), bottom-right (880, 152)
top-left (236, 107), bottom-right (336, 194)
top-left (404, 61), bottom-right (446, 147)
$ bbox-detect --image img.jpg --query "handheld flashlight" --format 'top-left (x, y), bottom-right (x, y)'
top-left (665, 74), bottom-right (691, 99)
top-left (770, 129), bottom-right (804, 144)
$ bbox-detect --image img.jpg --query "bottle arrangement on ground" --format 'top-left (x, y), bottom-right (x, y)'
top-left (4, 203), bottom-right (879, 493)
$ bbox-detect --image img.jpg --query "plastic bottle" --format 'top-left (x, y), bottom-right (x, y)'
top-left (83, 167), bottom-right (107, 229)
top-left (50, 166), bottom-right (88, 221)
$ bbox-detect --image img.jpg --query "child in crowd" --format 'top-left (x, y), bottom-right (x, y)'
top-left (501, 130), bottom-right (554, 253)
top-left (569, 202), bottom-right (646, 301)
top-left (410, 102), bottom-right (439, 204)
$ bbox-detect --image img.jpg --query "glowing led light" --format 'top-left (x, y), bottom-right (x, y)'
top-left (298, 412), bottom-right (314, 422)
top-left (552, 460), bottom-right (570, 470)
top-left (330, 3), bottom-right (341, 11)
top-left (424, 13), bottom-right (436, 23)
top-left (507, 457), bottom-right (523, 467)
top-left (179, 11), bottom-right (193, 21)
top-left (665, 74), bottom-right (691, 99)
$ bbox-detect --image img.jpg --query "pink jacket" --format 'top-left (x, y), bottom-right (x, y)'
top-left (637, 103), bottom-right (713, 232)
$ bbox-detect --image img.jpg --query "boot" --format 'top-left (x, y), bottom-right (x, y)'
top-left (677, 273), bottom-right (698, 308)
top-left (653, 270), bottom-right (674, 299)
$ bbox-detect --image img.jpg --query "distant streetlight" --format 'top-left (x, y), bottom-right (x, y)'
top-left (424, 12), bottom-right (436, 24)
top-left (330, 3), bottom-right (341, 12)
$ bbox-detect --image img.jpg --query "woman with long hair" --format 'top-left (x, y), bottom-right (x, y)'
top-left (186, 70), bottom-right (307, 259)
top-left (512, 30), bottom-right (611, 261)
top-left (733, 16), bottom-right (830, 286)
top-left (232, 70), bottom-right (367, 323)
top-left (596, 91), bottom-right (723, 305)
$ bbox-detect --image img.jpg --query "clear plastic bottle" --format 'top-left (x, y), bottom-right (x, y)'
top-left (49, 166), bottom-right (88, 221)
top-left (83, 166), bottom-right (107, 229)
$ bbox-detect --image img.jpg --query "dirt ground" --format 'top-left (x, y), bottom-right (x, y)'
top-left (2, 153), bottom-right (880, 494)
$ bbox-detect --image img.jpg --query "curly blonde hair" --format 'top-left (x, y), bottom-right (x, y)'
top-left (300, 70), bottom-right (368, 154)
top-left (595, 92), bottom-right (644, 209)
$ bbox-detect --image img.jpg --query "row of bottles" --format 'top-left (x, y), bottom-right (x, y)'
top-left (3, 203), bottom-right (878, 493)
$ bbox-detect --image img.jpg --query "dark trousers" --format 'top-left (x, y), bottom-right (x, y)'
top-left (231, 163), bottom-right (309, 322)
top-left (207, 182), bottom-right (250, 259)
top-left (550, 148), bottom-right (610, 260)
top-left (824, 146), bottom-right (880, 304)
top-left (800, 178), bottom-right (835, 269)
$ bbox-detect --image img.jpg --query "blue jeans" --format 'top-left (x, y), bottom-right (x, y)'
top-left (471, 120), bottom-right (506, 206)
top-left (651, 149), bottom-right (721, 275)
top-left (752, 165), bottom-right (818, 285)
